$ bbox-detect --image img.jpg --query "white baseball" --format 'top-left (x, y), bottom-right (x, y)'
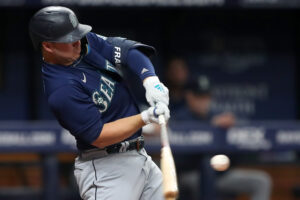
top-left (210, 154), bottom-right (230, 171)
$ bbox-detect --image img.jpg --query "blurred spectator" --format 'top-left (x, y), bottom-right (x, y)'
top-left (165, 57), bottom-right (235, 128)
top-left (172, 76), bottom-right (235, 129)
top-left (165, 57), bottom-right (189, 110)
top-left (165, 58), bottom-right (272, 200)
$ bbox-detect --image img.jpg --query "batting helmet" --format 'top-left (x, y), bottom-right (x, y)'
top-left (29, 6), bottom-right (92, 50)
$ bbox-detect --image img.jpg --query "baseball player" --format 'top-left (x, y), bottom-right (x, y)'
top-left (29, 6), bottom-right (170, 200)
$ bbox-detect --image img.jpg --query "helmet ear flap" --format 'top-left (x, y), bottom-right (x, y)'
top-left (80, 36), bottom-right (89, 55)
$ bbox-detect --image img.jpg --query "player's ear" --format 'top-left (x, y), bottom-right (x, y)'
top-left (42, 42), bottom-right (54, 53)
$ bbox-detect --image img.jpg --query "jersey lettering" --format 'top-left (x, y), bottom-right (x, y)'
top-left (114, 46), bottom-right (121, 64)
top-left (92, 74), bottom-right (116, 113)
top-left (101, 76), bottom-right (115, 91)
top-left (106, 60), bottom-right (117, 73)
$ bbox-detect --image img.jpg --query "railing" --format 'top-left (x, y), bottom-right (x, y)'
top-left (1, 120), bottom-right (300, 200)
top-left (1, 120), bottom-right (300, 152)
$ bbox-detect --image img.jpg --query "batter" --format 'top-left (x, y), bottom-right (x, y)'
top-left (29, 6), bottom-right (170, 200)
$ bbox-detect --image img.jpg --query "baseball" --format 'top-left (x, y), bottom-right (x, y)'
top-left (210, 154), bottom-right (230, 171)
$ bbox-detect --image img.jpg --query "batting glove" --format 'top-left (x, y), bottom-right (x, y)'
top-left (143, 76), bottom-right (169, 106)
top-left (141, 102), bottom-right (170, 124)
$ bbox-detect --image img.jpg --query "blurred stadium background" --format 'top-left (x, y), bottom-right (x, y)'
top-left (1, 0), bottom-right (300, 200)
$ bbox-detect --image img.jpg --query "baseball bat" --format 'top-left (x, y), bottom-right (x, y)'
top-left (159, 115), bottom-right (179, 200)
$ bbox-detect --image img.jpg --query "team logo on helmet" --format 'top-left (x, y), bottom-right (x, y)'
top-left (69, 13), bottom-right (77, 28)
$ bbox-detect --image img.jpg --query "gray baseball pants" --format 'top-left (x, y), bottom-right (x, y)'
top-left (74, 148), bottom-right (164, 200)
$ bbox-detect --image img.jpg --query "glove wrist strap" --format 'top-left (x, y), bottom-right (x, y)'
top-left (143, 76), bottom-right (160, 89)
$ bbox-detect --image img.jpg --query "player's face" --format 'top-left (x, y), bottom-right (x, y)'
top-left (51, 40), bottom-right (81, 64)
top-left (186, 92), bottom-right (212, 117)
top-left (166, 59), bottom-right (188, 87)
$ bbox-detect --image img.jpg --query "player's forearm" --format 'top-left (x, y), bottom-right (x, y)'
top-left (92, 114), bottom-right (146, 148)
top-left (126, 49), bottom-right (156, 81)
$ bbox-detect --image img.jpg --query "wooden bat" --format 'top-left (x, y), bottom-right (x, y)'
top-left (159, 115), bottom-right (179, 200)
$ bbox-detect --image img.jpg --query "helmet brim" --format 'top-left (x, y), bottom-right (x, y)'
top-left (51, 23), bottom-right (92, 43)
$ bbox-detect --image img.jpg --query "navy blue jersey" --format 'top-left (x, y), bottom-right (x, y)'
top-left (42, 32), bottom-right (156, 150)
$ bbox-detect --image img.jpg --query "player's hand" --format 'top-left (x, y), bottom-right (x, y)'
top-left (141, 102), bottom-right (170, 124)
top-left (143, 76), bottom-right (169, 106)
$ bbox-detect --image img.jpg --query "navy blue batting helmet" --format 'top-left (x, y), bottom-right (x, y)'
top-left (29, 6), bottom-right (92, 50)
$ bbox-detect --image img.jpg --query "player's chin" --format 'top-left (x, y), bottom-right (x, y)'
top-left (70, 56), bottom-right (79, 63)
top-left (73, 51), bottom-right (81, 59)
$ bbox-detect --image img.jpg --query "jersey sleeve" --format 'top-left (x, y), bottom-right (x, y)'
top-left (87, 32), bottom-right (157, 81)
top-left (85, 33), bottom-right (116, 65)
top-left (48, 84), bottom-right (103, 144)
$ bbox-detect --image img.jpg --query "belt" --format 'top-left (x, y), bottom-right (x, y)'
top-left (79, 136), bottom-right (144, 161)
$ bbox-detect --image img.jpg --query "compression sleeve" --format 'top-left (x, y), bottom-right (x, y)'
top-left (126, 49), bottom-right (156, 81)
top-left (48, 84), bottom-right (103, 144)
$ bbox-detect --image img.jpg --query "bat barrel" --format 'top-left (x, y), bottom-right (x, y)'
top-left (161, 146), bottom-right (179, 199)
top-left (159, 115), bottom-right (179, 199)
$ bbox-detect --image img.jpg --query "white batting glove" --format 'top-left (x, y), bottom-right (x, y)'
top-left (143, 76), bottom-right (169, 106)
top-left (141, 102), bottom-right (170, 124)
